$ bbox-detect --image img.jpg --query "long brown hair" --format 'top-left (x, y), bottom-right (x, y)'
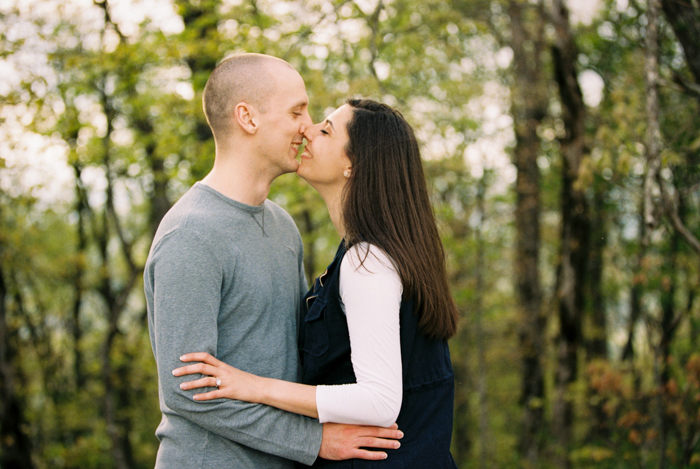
top-left (342, 98), bottom-right (458, 340)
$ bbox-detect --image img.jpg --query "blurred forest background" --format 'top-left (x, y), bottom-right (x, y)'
top-left (1, 0), bottom-right (699, 467)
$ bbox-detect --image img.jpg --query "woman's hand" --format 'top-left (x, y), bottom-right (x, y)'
top-left (172, 352), bottom-right (263, 403)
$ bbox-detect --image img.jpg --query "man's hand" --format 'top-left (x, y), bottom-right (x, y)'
top-left (319, 422), bottom-right (403, 461)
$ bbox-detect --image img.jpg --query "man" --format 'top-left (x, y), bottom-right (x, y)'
top-left (144, 53), bottom-right (402, 468)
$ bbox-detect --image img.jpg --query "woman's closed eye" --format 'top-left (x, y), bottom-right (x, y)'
top-left (320, 129), bottom-right (329, 135)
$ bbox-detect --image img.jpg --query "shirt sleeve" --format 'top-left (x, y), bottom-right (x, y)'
top-left (147, 227), bottom-right (322, 465)
top-left (315, 243), bottom-right (403, 427)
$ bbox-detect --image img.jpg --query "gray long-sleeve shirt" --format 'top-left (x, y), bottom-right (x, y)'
top-left (144, 182), bottom-right (323, 468)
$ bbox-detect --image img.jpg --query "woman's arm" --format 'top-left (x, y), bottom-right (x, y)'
top-left (173, 244), bottom-right (403, 427)
top-left (173, 352), bottom-right (320, 419)
top-left (315, 244), bottom-right (403, 427)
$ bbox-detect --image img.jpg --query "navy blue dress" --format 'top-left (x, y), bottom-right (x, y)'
top-left (298, 242), bottom-right (457, 468)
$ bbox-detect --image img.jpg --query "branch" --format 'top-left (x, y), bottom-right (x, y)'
top-left (367, 0), bottom-right (389, 95)
top-left (112, 268), bottom-right (143, 324)
top-left (107, 199), bottom-right (137, 272)
top-left (282, 0), bottom-right (354, 61)
top-left (94, 0), bottom-right (126, 44)
top-left (95, 84), bottom-right (138, 274)
top-left (487, 12), bottom-right (507, 47)
top-left (657, 173), bottom-right (700, 255)
top-left (671, 71), bottom-right (700, 99)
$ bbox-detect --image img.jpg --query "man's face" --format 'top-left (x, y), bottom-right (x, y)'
top-left (256, 64), bottom-right (312, 176)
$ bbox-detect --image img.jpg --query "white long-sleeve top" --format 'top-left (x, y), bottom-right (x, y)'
top-left (315, 243), bottom-right (403, 428)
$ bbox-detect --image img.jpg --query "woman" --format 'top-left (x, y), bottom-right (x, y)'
top-left (173, 99), bottom-right (459, 467)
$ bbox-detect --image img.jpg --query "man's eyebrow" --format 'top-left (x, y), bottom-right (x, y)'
top-left (292, 100), bottom-right (308, 109)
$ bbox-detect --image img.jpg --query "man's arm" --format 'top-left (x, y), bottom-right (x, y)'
top-left (148, 228), bottom-right (322, 465)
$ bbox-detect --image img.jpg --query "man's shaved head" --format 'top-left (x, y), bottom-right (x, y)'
top-left (203, 53), bottom-right (294, 138)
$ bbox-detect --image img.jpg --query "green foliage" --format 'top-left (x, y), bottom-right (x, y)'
top-left (581, 355), bottom-right (700, 468)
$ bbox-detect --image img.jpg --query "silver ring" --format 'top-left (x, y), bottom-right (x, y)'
top-left (215, 377), bottom-right (222, 388)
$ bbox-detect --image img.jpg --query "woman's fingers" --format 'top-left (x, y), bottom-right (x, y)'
top-left (172, 362), bottom-right (218, 377)
top-left (192, 390), bottom-right (223, 401)
top-left (179, 376), bottom-right (218, 391)
top-left (172, 352), bottom-right (224, 378)
top-left (179, 352), bottom-right (220, 365)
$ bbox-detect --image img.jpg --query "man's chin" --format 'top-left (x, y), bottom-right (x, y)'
top-left (279, 158), bottom-right (299, 174)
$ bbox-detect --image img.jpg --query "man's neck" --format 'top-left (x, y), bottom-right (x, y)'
top-left (202, 156), bottom-right (274, 207)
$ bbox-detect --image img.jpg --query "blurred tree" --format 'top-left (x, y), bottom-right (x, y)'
top-left (662, 0), bottom-right (700, 91)
top-left (449, 0), bottom-right (552, 465)
top-left (504, 2), bottom-right (549, 465)
top-left (0, 195), bottom-right (34, 469)
top-left (658, 0), bottom-right (700, 256)
top-left (550, 1), bottom-right (590, 467)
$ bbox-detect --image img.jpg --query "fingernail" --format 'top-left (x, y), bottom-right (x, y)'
top-left (398, 431), bottom-right (404, 438)
top-left (179, 383), bottom-right (185, 389)
top-left (180, 355), bottom-right (185, 360)
top-left (172, 370), bottom-right (177, 375)
top-left (395, 442), bottom-right (401, 449)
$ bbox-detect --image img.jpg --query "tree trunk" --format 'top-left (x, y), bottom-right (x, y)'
top-left (551, 0), bottom-right (590, 467)
top-left (623, 199), bottom-right (647, 362)
top-left (95, 76), bottom-right (140, 469)
top-left (444, 168), bottom-right (474, 467)
top-left (451, 326), bottom-right (473, 467)
top-left (0, 244), bottom-right (35, 469)
top-left (146, 134), bottom-right (171, 239)
top-left (661, 0), bottom-right (700, 85)
top-left (657, 230), bottom-right (680, 469)
top-left (646, 2), bottom-right (672, 465)
top-left (585, 185), bottom-right (609, 441)
top-left (586, 187), bottom-right (607, 361)
top-left (71, 162), bottom-right (87, 389)
top-left (507, 1), bottom-right (548, 465)
top-left (474, 170), bottom-right (493, 468)
top-left (644, 0), bottom-right (663, 239)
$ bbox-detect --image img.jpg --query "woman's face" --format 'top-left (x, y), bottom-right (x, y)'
top-left (297, 104), bottom-right (354, 190)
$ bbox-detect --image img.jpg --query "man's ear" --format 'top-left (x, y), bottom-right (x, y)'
top-left (234, 102), bottom-right (258, 134)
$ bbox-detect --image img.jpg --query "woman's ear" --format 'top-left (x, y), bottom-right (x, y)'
top-left (234, 102), bottom-right (258, 134)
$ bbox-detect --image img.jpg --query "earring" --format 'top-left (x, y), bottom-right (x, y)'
top-left (343, 170), bottom-right (351, 178)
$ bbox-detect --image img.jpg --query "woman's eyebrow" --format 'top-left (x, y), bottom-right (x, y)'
top-left (325, 118), bottom-right (335, 131)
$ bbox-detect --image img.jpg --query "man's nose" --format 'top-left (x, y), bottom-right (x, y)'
top-left (301, 122), bottom-right (319, 141)
top-left (299, 113), bottom-right (313, 135)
